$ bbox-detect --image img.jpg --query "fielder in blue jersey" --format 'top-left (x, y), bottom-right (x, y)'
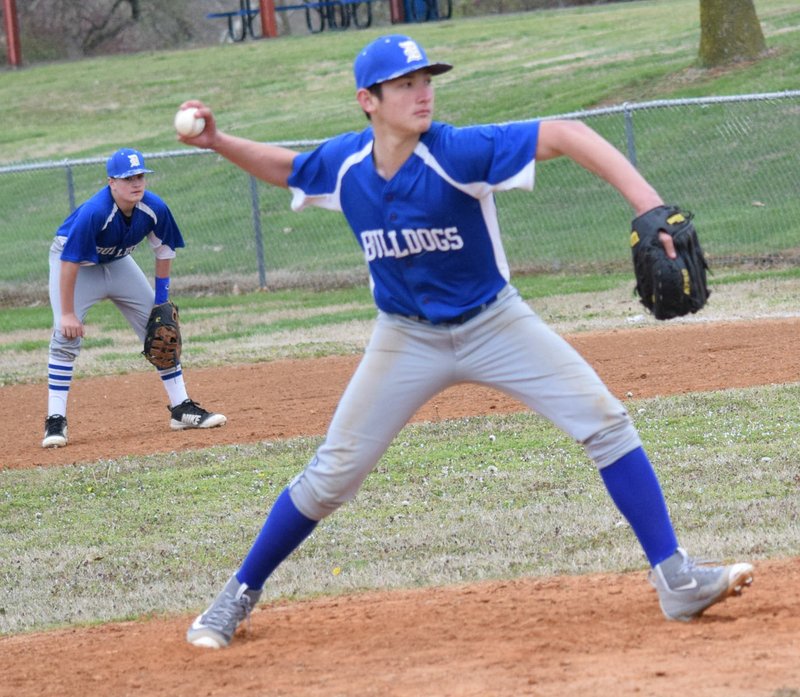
top-left (180, 35), bottom-right (753, 648)
top-left (42, 148), bottom-right (226, 448)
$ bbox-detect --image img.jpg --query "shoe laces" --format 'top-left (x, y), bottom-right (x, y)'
top-left (204, 590), bottom-right (254, 633)
top-left (189, 400), bottom-right (211, 415)
top-left (678, 553), bottom-right (723, 576)
top-left (651, 550), bottom-right (723, 589)
top-left (175, 399), bottom-right (209, 416)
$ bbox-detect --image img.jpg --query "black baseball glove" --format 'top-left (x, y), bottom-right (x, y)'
top-left (142, 301), bottom-right (182, 369)
top-left (630, 205), bottom-right (710, 320)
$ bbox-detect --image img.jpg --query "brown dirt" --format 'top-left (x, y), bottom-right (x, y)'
top-left (2, 317), bottom-right (799, 696)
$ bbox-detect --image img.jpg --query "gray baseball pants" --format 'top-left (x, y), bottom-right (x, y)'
top-left (48, 239), bottom-right (154, 361)
top-left (289, 284), bottom-right (642, 520)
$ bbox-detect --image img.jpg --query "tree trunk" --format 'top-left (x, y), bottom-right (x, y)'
top-left (698, 0), bottom-right (767, 67)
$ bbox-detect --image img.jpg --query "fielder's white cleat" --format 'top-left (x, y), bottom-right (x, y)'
top-left (169, 399), bottom-right (227, 430)
top-left (42, 415), bottom-right (68, 448)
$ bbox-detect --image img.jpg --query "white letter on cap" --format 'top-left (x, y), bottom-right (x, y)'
top-left (399, 40), bottom-right (422, 64)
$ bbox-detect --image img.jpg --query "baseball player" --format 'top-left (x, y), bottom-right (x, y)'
top-left (180, 35), bottom-right (753, 648)
top-left (42, 147), bottom-right (226, 448)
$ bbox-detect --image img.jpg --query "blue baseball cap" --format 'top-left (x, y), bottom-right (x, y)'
top-left (354, 35), bottom-right (452, 90)
top-left (106, 148), bottom-right (154, 178)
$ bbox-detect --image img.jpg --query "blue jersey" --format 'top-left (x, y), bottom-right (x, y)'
top-left (56, 187), bottom-right (185, 265)
top-left (288, 120), bottom-right (540, 323)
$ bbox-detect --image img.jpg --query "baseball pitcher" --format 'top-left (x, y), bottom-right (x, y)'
top-left (179, 36), bottom-right (752, 648)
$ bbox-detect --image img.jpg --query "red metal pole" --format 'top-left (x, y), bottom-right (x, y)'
top-left (4, 0), bottom-right (23, 67)
top-left (389, 0), bottom-right (405, 23)
top-left (259, 0), bottom-right (278, 38)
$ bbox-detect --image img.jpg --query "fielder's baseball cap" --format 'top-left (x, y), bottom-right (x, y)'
top-left (106, 148), bottom-right (154, 179)
top-left (354, 34), bottom-right (452, 90)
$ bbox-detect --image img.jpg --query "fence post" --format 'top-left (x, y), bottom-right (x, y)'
top-left (258, 0), bottom-right (279, 37)
top-left (65, 164), bottom-right (76, 213)
top-left (249, 175), bottom-right (267, 289)
top-left (623, 103), bottom-right (638, 168)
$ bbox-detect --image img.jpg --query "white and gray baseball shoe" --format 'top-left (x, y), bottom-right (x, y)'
top-left (650, 547), bottom-right (753, 621)
top-left (187, 575), bottom-right (262, 649)
top-left (169, 399), bottom-right (227, 430)
top-left (42, 414), bottom-right (68, 448)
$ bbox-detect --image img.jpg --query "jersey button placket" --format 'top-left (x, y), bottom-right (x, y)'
top-left (383, 187), bottom-right (396, 226)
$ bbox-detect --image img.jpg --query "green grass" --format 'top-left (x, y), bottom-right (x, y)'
top-left (3, 267), bottom-right (800, 388)
top-left (0, 278), bottom-right (578, 335)
top-left (2, 0), bottom-right (799, 163)
top-left (4, 266), bottom-right (797, 336)
top-left (1, 384), bottom-right (798, 634)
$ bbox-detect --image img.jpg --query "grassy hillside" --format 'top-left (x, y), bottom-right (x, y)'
top-left (1, 0), bottom-right (798, 164)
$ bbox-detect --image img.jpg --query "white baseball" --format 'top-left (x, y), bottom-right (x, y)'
top-left (174, 107), bottom-right (206, 137)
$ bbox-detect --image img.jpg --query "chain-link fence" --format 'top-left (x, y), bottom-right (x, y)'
top-left (1, 90), bottom-right (798, 307)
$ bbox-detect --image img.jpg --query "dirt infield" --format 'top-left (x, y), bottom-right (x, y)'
top-left (2, 317), bottom-right (799, 696)
top-left (6, 317), bottom-right (800, 471)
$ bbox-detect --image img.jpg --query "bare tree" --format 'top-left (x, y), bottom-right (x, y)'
top-left (18, 0), bottom-right (197, 59)
top-left (699, 0), bottom-right (767, 67)
top-left (81, 0), bottom-right (140, 54)
top-left (18, 0), bottom-right (139, 57)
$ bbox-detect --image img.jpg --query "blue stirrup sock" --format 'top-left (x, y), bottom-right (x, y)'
top-left (236, 488), bottom-right (318, 589)
top-left (600, 447), bottom-right (678, 567)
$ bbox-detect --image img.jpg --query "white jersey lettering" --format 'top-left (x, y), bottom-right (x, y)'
top-left (401, 229), bottom-right (422, 254)
top-left (360, 227), bottom-right (464, 262)
top-left (361, 229), bottom-right (382, 261)
top-left (444, 227), bottom-right (464, 251)
top-left (386, 230), bottom-right (410, 259)
top-left (95, 244), bottom-right (139, 258)
top-left (377, 231), bottom-right (393, 258)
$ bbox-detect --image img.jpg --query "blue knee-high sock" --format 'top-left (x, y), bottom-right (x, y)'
top-left (236, 488), bottom-right (318, 589)
top-left (599, 447), bottom-right (678, 567)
